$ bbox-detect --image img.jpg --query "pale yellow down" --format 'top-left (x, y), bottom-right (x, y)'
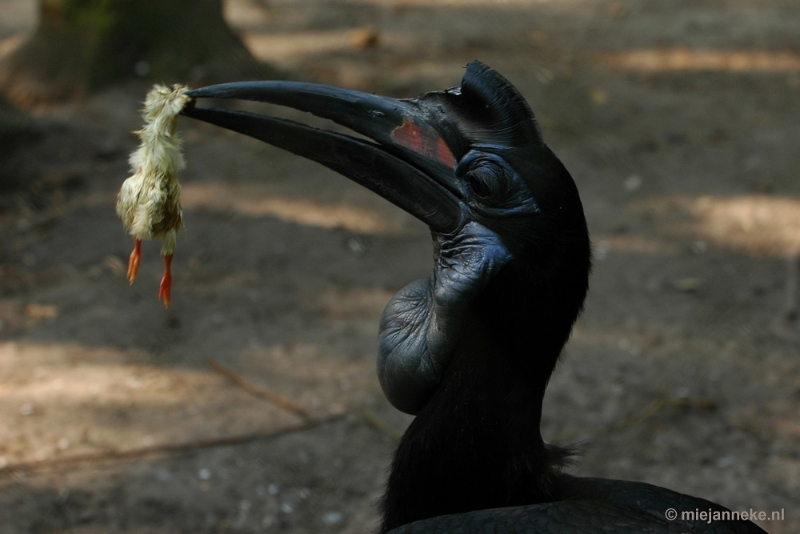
top-left (116, 84), bottom-right (191, 256)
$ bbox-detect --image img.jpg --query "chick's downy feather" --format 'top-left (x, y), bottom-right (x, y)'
top-left (116, 84), bottom-right (190, 256)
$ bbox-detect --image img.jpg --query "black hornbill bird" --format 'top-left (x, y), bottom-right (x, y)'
top-left (182, 62), bottom-right (766, 534)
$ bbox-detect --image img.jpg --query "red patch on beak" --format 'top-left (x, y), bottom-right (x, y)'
top-left (391, 119), bottom-right (455, 169)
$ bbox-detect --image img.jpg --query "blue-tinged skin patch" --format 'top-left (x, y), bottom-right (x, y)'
top-left (457, 150), bottom-right (540, 219)
top-left (378, 221), bottom-right (513, 414)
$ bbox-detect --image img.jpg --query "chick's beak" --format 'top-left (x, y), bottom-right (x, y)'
top-left (181, 81), bottom-right (464, 234)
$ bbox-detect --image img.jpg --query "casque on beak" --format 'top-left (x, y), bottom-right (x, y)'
top-left (181, 81), bottom-right (466, 234)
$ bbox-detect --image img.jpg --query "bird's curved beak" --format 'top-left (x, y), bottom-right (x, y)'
top-left (181, 81), bottom-right (464, 234)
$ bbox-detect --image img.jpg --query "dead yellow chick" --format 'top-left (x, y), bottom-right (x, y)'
top-left (116, 84), bottom-right (191, 307)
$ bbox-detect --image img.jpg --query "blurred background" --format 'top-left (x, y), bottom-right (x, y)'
top-left (0, 0), bottom-right (799, 532)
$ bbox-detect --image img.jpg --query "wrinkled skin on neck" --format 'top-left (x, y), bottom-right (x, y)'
top-left (378, 220), bottom-right (513, 415)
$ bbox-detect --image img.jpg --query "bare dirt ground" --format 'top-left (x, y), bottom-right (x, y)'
top-left (1, 0), bottom-right (799, 532)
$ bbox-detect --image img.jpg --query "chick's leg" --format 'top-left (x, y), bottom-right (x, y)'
top-left (158, 254), bottom-right (173, 308)
top-left (127, 238), bottom-right (142, 284)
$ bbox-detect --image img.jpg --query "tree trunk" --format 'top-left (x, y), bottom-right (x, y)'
top-left (0, 0), bottom-right (278, 106)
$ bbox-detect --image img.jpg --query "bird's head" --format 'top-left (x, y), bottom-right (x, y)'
top-left (183, 62), bottom-right (590, 413)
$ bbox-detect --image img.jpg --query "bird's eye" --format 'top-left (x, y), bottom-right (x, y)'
top-left (466, 165), bottom-right (507, 204)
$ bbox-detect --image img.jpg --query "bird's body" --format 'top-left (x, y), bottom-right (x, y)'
top-left (117, 157), bottom-right (183, 253)
top-left (182, 63), bottom-right (766, 534)
top-left (117, 84), bottom-right (190, 307)
top-left (391, 476), bottom-right (766, 533)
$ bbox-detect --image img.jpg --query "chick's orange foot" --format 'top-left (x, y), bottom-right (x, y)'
top-left (158, 254), bottom-right (173, 308)
top-left (127, 238), bottom-right (142, 284)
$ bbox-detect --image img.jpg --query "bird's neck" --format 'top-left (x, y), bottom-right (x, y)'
top-left (380, 270), bottom-right (575, 532)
